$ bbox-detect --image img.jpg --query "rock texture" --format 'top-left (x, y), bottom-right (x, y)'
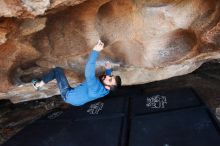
top-left (0, 0), bottom-right (220, 103)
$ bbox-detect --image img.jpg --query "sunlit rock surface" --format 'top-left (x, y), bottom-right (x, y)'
top-left (0, 0), bottom-right (220, 103)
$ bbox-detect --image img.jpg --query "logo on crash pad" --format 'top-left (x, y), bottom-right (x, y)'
top-left (146, 95), bottom-right (168, 109)
top-left (87, 102), bottom-right (104, 115)
top-left (47, 111), bottom-right (63, 119)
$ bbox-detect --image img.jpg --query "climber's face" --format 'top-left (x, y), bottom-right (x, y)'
top-left (101, 75), bottom-right (116, 86)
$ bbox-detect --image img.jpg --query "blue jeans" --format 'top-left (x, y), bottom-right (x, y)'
top-left (42, 67), bottom-right (70, 99)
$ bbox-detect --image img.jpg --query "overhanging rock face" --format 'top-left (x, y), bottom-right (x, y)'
top-left (0, 0), bottom-right (220, 103)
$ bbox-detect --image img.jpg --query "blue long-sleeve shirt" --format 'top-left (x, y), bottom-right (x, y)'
top-left (65, 50), bottom-right (111, 106)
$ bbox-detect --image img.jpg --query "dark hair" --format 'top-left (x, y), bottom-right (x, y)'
top-left (110, 76), bottom-right (121, 91)
top-left (99, 75), bottom-right (122, 91)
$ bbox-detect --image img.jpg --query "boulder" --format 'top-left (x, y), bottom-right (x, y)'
top-left (0, 0), bottom-right (219, 103)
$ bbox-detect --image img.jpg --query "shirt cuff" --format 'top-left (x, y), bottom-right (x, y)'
top-left (105, 69), bottom-right (112, 75)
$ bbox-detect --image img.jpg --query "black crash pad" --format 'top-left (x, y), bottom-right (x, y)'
top-left (39, 96), bottom-right (128, 122)
top-left (2, 87), bottom-right (220, 146)
top-left (129, 107), bottom-right (220, 146)
top-left (131, 87), bottom-right (201, 115)
top-left (3, 117), bottom-right (125, 146)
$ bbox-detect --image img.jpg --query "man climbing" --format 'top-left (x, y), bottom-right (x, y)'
top-left (32, 40), bottom-right (121, 106)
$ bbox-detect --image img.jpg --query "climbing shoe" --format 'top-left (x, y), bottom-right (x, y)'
top-left (32, 79), bottom-right (41, 91)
